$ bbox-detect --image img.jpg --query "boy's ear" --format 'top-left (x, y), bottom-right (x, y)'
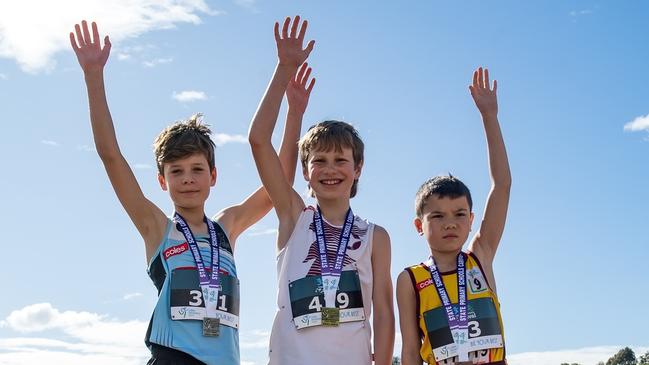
top-left (470, 212), bottom-right (475, 226)
top-left (302, 165), bottom-right (309, 182)
top-left (158, 173), bottom-right (168, 191)
top-left (210, 167), bottom-right (217, 186)
top-left (413, 217), bottom-right (423, 236)
top-left (354, 160), bottom-right (364, 179)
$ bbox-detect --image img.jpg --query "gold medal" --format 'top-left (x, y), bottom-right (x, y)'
top-left (202, 317), bottom-right (220, 337)
top-left (321, 307), bottom-right (340, 326)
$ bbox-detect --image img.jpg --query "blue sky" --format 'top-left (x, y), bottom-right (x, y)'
top-left (1, 1), bottom-right (648, 364)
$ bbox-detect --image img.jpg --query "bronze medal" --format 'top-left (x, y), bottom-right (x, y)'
top-left (321, 307), bottom-right (340, 326)
top-left (202, 317), bottom-right (220, 337)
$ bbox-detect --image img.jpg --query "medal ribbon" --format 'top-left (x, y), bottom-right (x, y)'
top-left (175, 213), bottom-right (220, 318)
top-left (427, 252), bottom-right (469, 362)
top-left (313, 206), bottom-right (354, 307)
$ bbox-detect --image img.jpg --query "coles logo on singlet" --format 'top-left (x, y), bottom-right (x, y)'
top-left (417, 278), bottom-right (434, 291)
top-left (164, 242), bottom-right (188, 260)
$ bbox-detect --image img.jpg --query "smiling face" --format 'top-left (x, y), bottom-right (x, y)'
top-left (414, 194), bottom-right (474, 255)
top-left (158, 153), bottom-right (216, 210)
top-left (303, 146), bottom-right (362, 201)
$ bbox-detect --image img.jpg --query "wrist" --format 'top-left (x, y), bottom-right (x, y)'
top-left (83, 68), bottom-right (105, 81)
top-left (287, 107), bottom-right (305, 117)
top-left (481, 112), bottom-right (498, 121)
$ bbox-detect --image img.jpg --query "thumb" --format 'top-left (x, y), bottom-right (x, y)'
top-left (304, 40), bottom-right (315, 56)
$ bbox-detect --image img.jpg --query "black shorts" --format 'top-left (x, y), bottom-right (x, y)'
top-left (147, 343), bottom-right (206, 365)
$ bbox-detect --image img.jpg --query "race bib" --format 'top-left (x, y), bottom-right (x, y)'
top-left (467, 267), bottom-right (488, 294)
top-left (289, 270), bottom-right (365, 329)
top-left (424, 297), bottom-right (503, 362)
top-left (428, 349), bottom-right (491, 365)
top-left (170, 268), bottom-right (240, 329)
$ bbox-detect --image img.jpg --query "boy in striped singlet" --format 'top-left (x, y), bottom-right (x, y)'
top-left (397, 68), bottom-right (512, 365)
top-left (69, 20), bottom-right (306, 365)
top-left (248, 16), bottom-right (395, 365)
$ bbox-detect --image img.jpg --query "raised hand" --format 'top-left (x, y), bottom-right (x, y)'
top-left (274, 16), bottom-right (315, 68)
top-left (469, 67), bottom-right (498, 118)
top-left (286, 63), bottom-right (316, 115)
top-left (69, 20), bottom-right (111, 74)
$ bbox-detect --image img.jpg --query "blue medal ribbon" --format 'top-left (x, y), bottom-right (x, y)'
top-left (313, 206), bottom-right (354, 307)
top-left (427, 252), bottom-right (469, 361)
top-left (175, 213), bottom-right (221, 317)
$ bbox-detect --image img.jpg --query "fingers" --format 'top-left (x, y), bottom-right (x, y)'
top-left (103, 36), bottom-right (112, 51)
top-left (297, 19), bottom-right (308, 41)
top-left (306, 77), bottom-right (316, 95)
top-left (91, 22), bottom-right (100, 45)
top-left (274, 22), bottom-right (280, 42)
top-left (305, 39), bottom-right (315, 56)
top-left (282, 17), bottom-right (290, 39)
top-left (472, 69), bottom-right (479, 88)
top-left (296, 62), bottom-right (308, 82)
top-left (493, 79), bottom-right (497, 92)
top-left (484, 68), bottom-right (490, 90)
top-left (69, 32), bottom-right (80, 51)
top-left (75, 23), bottom-right (85, 47)
top-left (302, 66), bottom-right (312, 87)
top-left (290, 15), bottom-right (300, 38)
top-left (82, 20), bottom-right (92, 46)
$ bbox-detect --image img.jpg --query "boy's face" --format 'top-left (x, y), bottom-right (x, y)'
top-left (414, 194), bottom-right (474, 254)
top-left (302, 146), bottom-right (362, 201)
top-left (158, 153), bottom-right (216, 210)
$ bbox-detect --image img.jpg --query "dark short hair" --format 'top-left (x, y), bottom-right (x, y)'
top-left (298, 120), bottom-right (364, 198)
top-left (415, 175), bottom-right (473, 217)
top-left (153, 113), bottom-right (215, 174)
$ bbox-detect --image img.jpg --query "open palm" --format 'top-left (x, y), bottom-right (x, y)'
top-left (469, 67), bottom-right (498, 117)
top-left (287, 63), bottom-right (316, 114)
top-left (275, 16), bottom-right (315, 68)
top-left (69, 20), bottom-right (111, 74)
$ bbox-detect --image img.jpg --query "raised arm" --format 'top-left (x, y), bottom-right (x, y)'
top-left (467, 67), bottom-right (512, 266)
top-left (70, 21), bottom-right (167, 262)
top-left (248, 16), bottom-right (315, 248)
top-left (214, 63), bottom-right (314, 246)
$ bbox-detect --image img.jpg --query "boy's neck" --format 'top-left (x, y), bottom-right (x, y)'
top-left (429, 248), bottom-right (463, 273)
top-left (175, 205), bottom-right (207, 232)
top-left (316, 197), bottom-right (351, 226)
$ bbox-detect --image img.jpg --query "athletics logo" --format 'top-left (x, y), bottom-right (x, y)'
top-left (164, 242), bottom-right (188, 260)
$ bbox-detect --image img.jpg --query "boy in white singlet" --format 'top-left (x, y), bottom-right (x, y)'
top-left (248, 16), bottom-right (395, 365)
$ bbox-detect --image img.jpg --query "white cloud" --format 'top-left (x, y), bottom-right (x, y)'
top-left (41, 140), bottom-right (60, 147)
top-left (0, 303), bottom-right (149, 364)
top-left (77, 144), bottom-right (96, 152)
top-left (509, 345), bottom-right (649, 365)
top-left (235, 0), bottom-right (260, 13)
top-left (143, 57), bottom-right (173, 67)
top-left (624, 113), bottom-right (649, 132)
top-left (172, 90), bottom-right (208, 102)
top-left (134, 163), bottom-right (153, 170)
top-left (240, 329), bottom-right (270, 349)
top-left (247, 228), bottom-right (278, 237)
top-left (122, 292), bottom-right (143, 300)
top-left (0, 73), bottom-right (7, 80)
top-left (0, 0), bottom-right (217, 73)
top-left (570, 9), bottom-right (593, 16)
top-left (213, 133), bottom-right (247, 146)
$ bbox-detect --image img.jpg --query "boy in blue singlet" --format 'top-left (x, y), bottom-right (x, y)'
top-left (396, 68), bottom-right (511, 365)
top-left (69, 20), bottom-right (312, 365)
top-left (248, 16), bottom-right (395, 365)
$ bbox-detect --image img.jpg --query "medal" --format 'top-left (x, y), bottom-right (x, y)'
top-left (313, 207), bottom-right (354, 325)
top-left (175, 213), bottom-right (222, 337)
top-left (321, 307), bottom-right (340, 326)
top-left (202, 317), bottom-right (220, 337)
top-left (428, 252), bottom-right (469, 361)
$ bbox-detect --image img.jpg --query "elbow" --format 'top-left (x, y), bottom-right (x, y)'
top-left (248, 131), bottom-right (266, 151)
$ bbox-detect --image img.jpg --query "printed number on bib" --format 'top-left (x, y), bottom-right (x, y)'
top-left (289, 271), bottom-right (364, 329)
top-left (169, 268), bottom-right (240, 328)
top-left (423, 297), bottom-right (504, 362)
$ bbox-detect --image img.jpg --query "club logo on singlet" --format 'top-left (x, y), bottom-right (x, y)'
top-left (164, 242), bottom-right (189, 260)
top-left (301, 219), bottom-right (366, 275)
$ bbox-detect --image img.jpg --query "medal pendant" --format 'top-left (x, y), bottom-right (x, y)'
top-left (321, 307), bottom-right (340, 326)
top-left (202, 317), bottom-right (220, 337)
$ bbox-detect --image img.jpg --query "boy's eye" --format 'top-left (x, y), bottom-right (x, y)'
top-left (457, 213), bottom-right (466, 217)
top-left (171, 169), bottom-right (181, 174)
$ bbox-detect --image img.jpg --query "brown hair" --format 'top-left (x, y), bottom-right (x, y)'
top-left (153, 113), bottom-right (215, 174)
top-left (415, 174), bottom-right (473, 217)
top-left (298, 120), bottom-right (364, 198)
